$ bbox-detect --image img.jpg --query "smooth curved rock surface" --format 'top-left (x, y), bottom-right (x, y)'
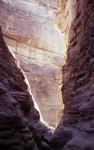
top-left (0, 0), bottom-right (64, 127)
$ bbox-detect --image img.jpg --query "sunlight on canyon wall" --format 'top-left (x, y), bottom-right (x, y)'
top-left (0, 0), bottom-right (65, 127)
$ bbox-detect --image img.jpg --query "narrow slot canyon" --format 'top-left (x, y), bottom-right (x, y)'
top-left (0, 0), bottom-right (94, 150)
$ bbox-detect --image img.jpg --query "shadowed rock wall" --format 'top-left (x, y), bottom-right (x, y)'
top-left (50, 0), bottom-right (94, 150)
top-left (0, 26), bottom-right (48, 150)
top-left (0, 0), bottom-right (64, 127)
top-left (1, 0), bottom-right (94, 149)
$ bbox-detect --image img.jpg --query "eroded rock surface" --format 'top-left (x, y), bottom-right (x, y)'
top-left (0, 0), bottom-right (64, 127)
top-left (50, 0), bottom-right (94, 150)
top-left (1, 0), bottom-right (94, 149)
top-left (0, 26), bottom-right (48, 150)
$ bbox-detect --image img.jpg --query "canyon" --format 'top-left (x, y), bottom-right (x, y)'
top-left (0, 0), bottom-right (94, 150)
top-left (0, 0), bottom-right (64, 128)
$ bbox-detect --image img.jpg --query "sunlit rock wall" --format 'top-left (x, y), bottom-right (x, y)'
top-left (0, 0), bottom-right (64, 127)
top-left (50, 0), bottom-right (94, 150)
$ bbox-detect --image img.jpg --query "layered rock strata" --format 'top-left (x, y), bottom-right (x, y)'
top-left (0, 0), bottom-right (64, 127)
top-left (50, 0), bottom-right (94, 150)
top-left (0, 26), bottom-right (48, 150)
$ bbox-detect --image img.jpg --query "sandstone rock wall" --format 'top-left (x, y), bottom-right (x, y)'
top-left (2, 0), bottom-right (94, 149)
top-left (0, 0), bottom-right (64, 127)
top-left (0, 26), bottom-right (48, 150)
top-left (50, 0), bottom-right (94, 150)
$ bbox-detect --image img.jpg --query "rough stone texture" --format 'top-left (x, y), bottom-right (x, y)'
top-left (50, 0), bottom-right (94, 150)
top-left (0, 0), bottom-right (64, 127)
top-left (2, 0), bottom-right (94, 149)
top-left (0, 26), bottom-right (48, 150)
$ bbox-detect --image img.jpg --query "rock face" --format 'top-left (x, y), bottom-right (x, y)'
top-left (0, 26), bottom-right (48, 150)
top-left (0, 0), bottom-right (64, 127)
top-left (1, 0), bottom-right (94, 149)
top-left (50, 0), bottom-right (94, 150)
